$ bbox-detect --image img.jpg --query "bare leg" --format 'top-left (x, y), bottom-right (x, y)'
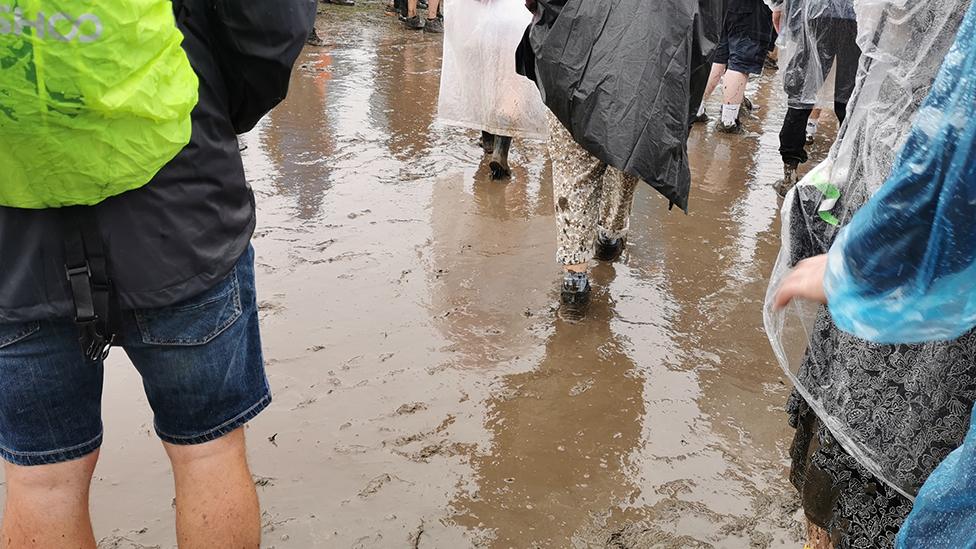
top-left (165, 429), bottom-right (260, 549)
top-left (427, 0), bottom-right (441, 18)
top-left (721, 70), bottom-right (749, 107)
top-left (702, 63), bottom-right (728, 105)
top-left (1, 452), bottom-right (99, 549)
top-left (806, 519), bottom-right (833, 549)
top-left (407, 0), bottom-right (417, 18)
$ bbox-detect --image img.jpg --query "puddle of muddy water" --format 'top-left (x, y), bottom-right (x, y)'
top-left (1, 3), bottom-right (841, 548)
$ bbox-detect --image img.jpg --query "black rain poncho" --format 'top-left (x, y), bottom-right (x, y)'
top-left (517, 0), bottom-right (724, 211)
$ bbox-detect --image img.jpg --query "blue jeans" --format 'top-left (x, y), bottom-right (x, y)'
top-left (0, 246), bottom-right (270, 466)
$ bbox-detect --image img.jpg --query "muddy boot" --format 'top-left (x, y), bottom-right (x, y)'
top-left (741, 96), bottom-right (754, 112)
top-left (560, 271), bottom-right (591, 318)
top-left (480, 131), bottom-right (496, 155)
top-left (489, 136), bottom-right (512, 180)
top-left (774, 162), bottom-right (800, 197)
top-left (306, 27), bottom-right (327, 47)
top-left (594, 235), bottom-right (626, 262)
top-left (425, 16), bottom-right (444, 33)
top-left (403, 15), bottom-right (425, 30)
top-left (717, 119), bottom-right (743, 134)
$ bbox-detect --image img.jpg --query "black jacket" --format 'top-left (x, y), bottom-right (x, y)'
top-left (727, 0), bottom-right (776, 50)
top-left (0, 0), bottom-right (315, 322)
top-left (517, 0), bottom-right (724, 211)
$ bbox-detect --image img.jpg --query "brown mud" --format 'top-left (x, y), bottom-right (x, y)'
top-left (3, 3), bottom-right (840, 547)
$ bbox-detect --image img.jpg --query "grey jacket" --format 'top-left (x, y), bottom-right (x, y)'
top-left (0, 0), bottom-right (314, 322)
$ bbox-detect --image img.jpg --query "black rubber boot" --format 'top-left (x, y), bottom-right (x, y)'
top-left (425, 16), bottom-right (443, 33)
top-left (481, 131), bottom-right (495, 155)
top-left (560, 271), bottom-right (591, 319)
top-left (403, 15), bottom-right (425, 29)
top-left (306, 27), bottom-right (327, 47)
top-left (594, 235), bottom-right (626, 262)
top-left (489, 136), bottom-right (512, 180)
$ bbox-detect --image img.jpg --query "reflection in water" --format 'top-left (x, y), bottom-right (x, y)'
top-left (454, 290), bottom-right (645, 547)
top-left (373, 34), bottom-right (444, 165)
top-left (261, 48), bottom-right (339, 219)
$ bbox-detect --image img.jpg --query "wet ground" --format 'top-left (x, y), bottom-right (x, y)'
top-left (2, 3), bottom-right (840, 548)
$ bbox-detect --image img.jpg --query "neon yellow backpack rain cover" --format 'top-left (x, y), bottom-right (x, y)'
top-left (0, 0), bottom-right (198, 209)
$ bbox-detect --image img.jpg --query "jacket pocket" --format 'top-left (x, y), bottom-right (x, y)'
top-left (0, 322), bottom-right (40, 350)
top-left (134, 269), bottom-right (243, 346)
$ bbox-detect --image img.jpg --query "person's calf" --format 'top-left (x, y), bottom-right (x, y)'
top-left (718, 70), bottom-right (750, 131)
top-left (165, 428), bottom-right (260, 549)
top-left (1, 452), bottom-right (99, 549)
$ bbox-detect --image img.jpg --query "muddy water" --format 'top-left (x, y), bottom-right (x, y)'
top-left (2, 4), bottom-right (840, 548)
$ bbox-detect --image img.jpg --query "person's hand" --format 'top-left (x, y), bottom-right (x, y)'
top-left (772, 10), bottom-right (783, 34)
top-left (773, 255), bottom-right (828, 310)
top-left (526, 0), bottom-right (537, 12)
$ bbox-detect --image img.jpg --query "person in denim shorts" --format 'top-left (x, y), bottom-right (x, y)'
top-left (0, 2), bottom-right (313, 547)
top-left (694, 0), bottom-right (776, 132)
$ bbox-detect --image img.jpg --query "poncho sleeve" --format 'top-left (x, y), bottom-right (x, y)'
top-left (824, 8), bottom-right (976, 344)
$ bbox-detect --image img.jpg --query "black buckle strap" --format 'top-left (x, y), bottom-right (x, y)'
top-left (62, 208), bottom-right (118, 362)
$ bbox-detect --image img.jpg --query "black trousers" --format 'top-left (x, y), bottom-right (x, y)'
top-left (780, 102), bottom-right (848, 166)
top-left (779, 17), bottom-right (860, 165)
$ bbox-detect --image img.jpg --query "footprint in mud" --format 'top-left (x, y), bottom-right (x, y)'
top-left (385, 415), bottom-right (477, 463)
top-left (258, 298), bottom-right (287, 319)
top-left (292, 396), bottom-right (318, 410)
top-left (97, 531), bottom-right (158, 549)
top-left (395, 402), bottom-right (428, 415)
top-left (358, 473), bottom-right (399, 498)
top-left (569, 378), bottom-right (596, 396)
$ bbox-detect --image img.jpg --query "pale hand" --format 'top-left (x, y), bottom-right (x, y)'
top-left (773, 255), bottom-right (828, 310)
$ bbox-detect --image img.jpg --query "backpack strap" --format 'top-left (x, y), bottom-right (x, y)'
top-left (62, 208), bottom-right (120, 362)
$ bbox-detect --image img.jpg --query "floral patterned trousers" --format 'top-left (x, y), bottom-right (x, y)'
top-left (547, 111), bottom-right (639, 266)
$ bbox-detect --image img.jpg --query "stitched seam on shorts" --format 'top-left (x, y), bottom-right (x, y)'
top-left (134, 270), bottom-right (244, 346)
top-left (0, 322), bottom-right (40, 349)
top-left (155, 393), bottom-right (270, 442)
top-left (0, 432), bottom-right (103, 458)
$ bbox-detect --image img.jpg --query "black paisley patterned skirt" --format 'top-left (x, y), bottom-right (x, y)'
top-left (787, 391), bottom-right (914, 549)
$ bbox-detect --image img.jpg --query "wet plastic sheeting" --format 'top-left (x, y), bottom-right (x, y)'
top-left (437, 0), bottom-right (548, 140)
top-left (775, 0), bottom-right (858, 109)
top-left (528, 0), bottom-right (724, 211)
top-left (764, 0), bottom-right (974, 499)
top-left (826, 2), bottom-right (976, 344)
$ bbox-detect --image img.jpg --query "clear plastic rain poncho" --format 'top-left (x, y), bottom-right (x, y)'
top-left (773, 0), bottom-right (859, 109)
top-left (764, 0), bottom-right (974, 499)
top-left (437, 0), bottom-right (548, 140)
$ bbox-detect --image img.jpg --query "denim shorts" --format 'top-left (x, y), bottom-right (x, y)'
top-left (0, 246), bottom-right (270, 466)
top-left (714, 31), bottom-right (768, 75)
